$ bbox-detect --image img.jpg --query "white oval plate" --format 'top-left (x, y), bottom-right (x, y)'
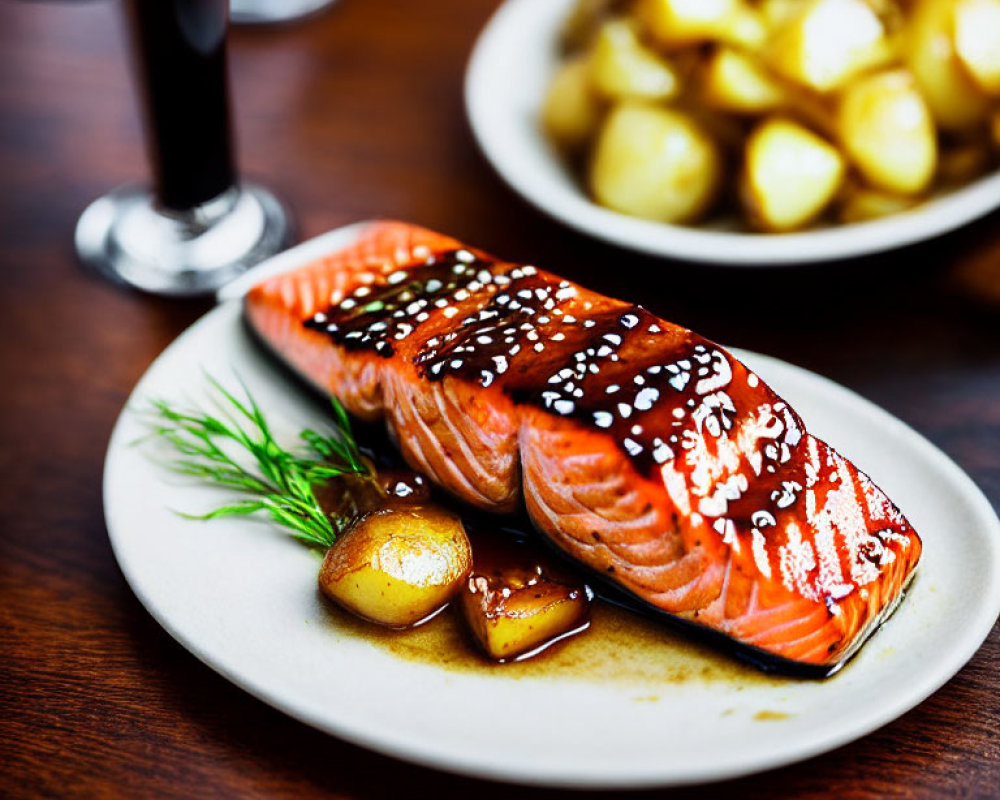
top-left (464, 0), bottom-right (1000, 266)
top-left (104, 243), bottom-right (1000, 789)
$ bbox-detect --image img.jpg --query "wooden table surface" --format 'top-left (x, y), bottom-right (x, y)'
top-left (2, 1), bottom-right (998, 797)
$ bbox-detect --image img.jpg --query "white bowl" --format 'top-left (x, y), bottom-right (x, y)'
top-left (464, 0), bottom-right (1000, 266)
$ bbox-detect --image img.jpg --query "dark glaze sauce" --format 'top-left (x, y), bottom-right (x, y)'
top-left (304, 248), bottom-right (807, 527)
top-left (319, 527), bottom-right (786, 689)
top-left (320, 590), bottom-right (787, 689)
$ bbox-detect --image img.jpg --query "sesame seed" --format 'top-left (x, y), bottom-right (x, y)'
top-left (653, 442), bottom-right (673, 464)
top-left (634, 388), bottom-right (660, 411)
top-left (623, 438), bottom-right (643, 456)
top-left (553, 399), bottom-right (575, 415)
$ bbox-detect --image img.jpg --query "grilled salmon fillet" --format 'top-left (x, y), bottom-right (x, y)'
top-left (244, 220), bottom-right (921, 675)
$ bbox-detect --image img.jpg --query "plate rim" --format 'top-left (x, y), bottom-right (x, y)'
top-left (463, 0), bottom-right (1000, 267)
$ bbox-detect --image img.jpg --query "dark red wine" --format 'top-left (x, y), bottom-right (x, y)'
top-left (127, 0), bottom-right (236, 212)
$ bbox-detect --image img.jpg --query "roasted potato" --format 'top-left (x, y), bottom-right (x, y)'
top-left (589, 102), bottom-right (721, 222)
top-left (953, 0), bottom-right (1000, 95)
top-left (319, 506), bottom-right (472, 628)
top-left (760, 0), bottom-right (807, 30)
top-left (636, 0), bottom-right (746, 48)
top-left (768, 0), bottom-right (892, 92)
top-left (838, 184), bottom-right (921, 222)
top-left (905, 0), bottom-right (992, 130)
top-left (837, 70), bottom-right (937, 194)
top-left (718, 4), bottom-right (769, 50)
top-left (542, 57), bottom-right (604, 152)
top-left (742, 118), bottom-right (845, 230)
top-left (459, 560), bottom-right (592, 661)
top-left (703, 47), bottom-right (786, 114)
top-left (560, 0), bottom-right (623, 52)
top-left (588, 19), bottom-right (680, 101)
top-left (545, 0), bottom-right (1000, 233)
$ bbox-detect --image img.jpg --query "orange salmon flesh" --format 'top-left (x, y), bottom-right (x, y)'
top-left (244, 221), bottom-right (921, 675)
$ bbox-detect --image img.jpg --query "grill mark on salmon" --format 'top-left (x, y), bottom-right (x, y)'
top-left (244, 220), bottom-right (921, 676)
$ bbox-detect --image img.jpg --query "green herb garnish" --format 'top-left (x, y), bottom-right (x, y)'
top-left (144, 376), bottom-right (374, 548)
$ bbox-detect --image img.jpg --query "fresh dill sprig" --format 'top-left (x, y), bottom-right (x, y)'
top-left (144, 376), bottom-right (373, 548)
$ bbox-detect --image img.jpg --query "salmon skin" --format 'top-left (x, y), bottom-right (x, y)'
top-left (244, 220), bottom-right (921, 677)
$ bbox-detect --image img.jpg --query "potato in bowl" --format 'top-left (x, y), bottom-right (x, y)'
top-left (541, 0), bottom-right (1000, 233)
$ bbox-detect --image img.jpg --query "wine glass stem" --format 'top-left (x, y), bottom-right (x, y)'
top-left (127, 0), bottom-right (237, 213)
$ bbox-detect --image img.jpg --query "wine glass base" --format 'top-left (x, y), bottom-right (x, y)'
top-left (75, 183), bottom-right (294, 297)
top-left (230, 0), bottom-right (337, 24)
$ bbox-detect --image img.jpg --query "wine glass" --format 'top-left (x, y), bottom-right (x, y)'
top-left (75, 0), bottom-right (294, 296)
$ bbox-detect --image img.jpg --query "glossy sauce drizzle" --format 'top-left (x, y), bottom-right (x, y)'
top-left (304, 249), bottom-right (807, 521)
